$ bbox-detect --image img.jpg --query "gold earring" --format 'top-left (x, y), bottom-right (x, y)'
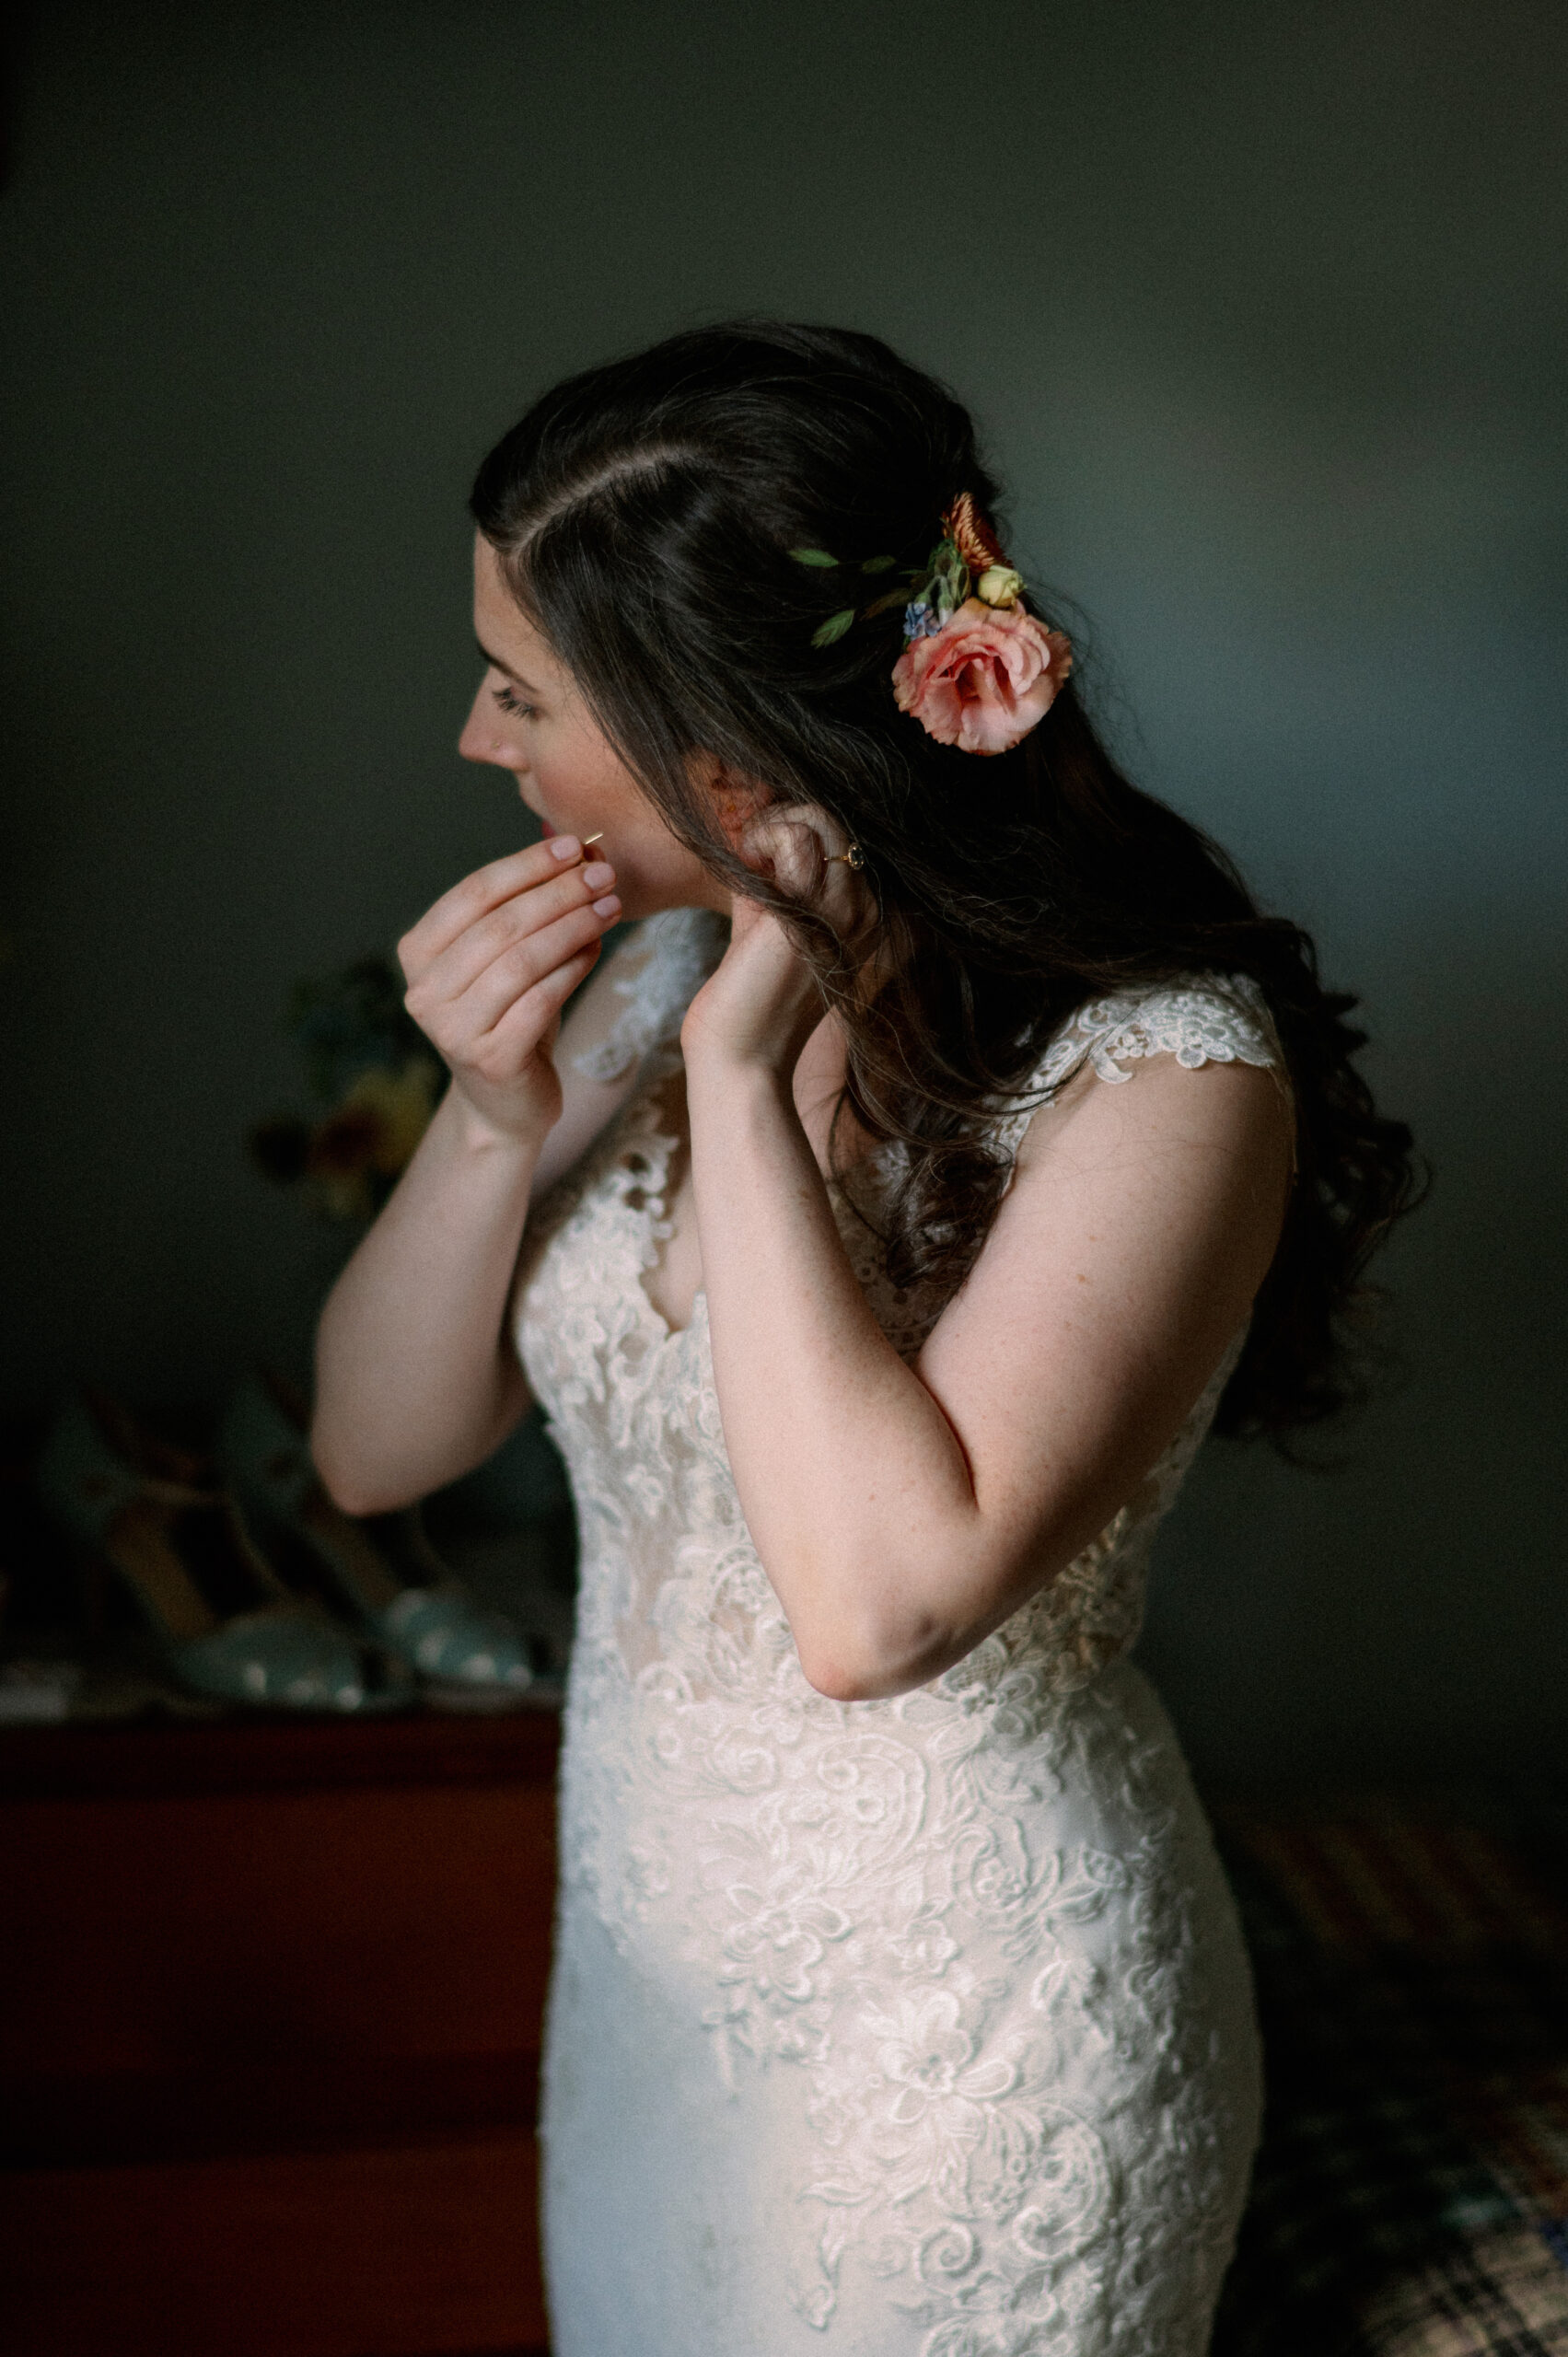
top-left (826, 844), bottom-right (865, 869)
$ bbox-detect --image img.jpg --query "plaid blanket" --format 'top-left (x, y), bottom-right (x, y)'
top-left (1212, 1804), bottom-right (1568, 2357)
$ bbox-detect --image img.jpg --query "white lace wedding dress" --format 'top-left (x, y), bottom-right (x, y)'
top-left (514, 911), bottom-right (1282, 2357)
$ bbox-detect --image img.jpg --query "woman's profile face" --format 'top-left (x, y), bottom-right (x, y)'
top-left (459, 534), bottom-right (723, 922)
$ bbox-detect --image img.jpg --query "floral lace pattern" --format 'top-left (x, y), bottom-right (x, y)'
top-left (991, 973), bottom-right (1285, 1155)
top-left (569, 906), bottom-right (729, 1086)
top-left (520, 928), bottom-right (1272, 2355)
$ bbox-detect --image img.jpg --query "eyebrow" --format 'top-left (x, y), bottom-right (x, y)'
top-left (475, 635), bottom-right (544, 696)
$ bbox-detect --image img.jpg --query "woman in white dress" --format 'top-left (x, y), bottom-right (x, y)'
top-left (311, 324), bottom-right (1420, 2355)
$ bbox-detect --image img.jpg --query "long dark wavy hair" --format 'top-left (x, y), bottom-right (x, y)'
top-left (470, 320), bottom-right (1424, 1444)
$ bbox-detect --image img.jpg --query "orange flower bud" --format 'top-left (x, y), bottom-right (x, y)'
top-left (943, 493), bottom-right (1005, 577)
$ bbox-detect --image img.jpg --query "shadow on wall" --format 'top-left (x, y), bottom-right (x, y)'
top-left (1140, 912), bottom-right (1567, 1794)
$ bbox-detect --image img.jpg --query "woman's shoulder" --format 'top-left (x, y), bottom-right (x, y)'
top-left (983, 970), bottom-right (1295, 1343)
top-left (1034, 969), bottom-right (1284, 1094)
top-left (991, 970), bottom-right (1291, 1165)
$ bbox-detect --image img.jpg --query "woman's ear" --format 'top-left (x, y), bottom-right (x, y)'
top-left (690, 749), bottom-right (772, 857)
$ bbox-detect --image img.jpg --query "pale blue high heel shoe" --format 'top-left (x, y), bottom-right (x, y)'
top-left (37, 1397), bottom-right (412, 1713)
top-left (217, 1374), bottom-right (537, 1701)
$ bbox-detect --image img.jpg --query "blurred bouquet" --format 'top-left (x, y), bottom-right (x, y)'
top-left (249, 957), bottom-right (444, 1221)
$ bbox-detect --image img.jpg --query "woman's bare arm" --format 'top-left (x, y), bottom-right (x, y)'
top-left (688, 1040), bottom-right (1293, 1701)
top-left (678, 806), bottom-right (1295, 1705)
top-left (310, 835), bottom-right (629, 1514)
top-left (310, 1087), bottom-right (541, 1514)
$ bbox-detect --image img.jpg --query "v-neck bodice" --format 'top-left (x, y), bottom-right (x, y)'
top-left (513, 908), bottom-right (1284, 1711)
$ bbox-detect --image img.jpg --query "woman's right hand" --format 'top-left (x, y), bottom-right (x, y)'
top-left (398, 835), bottom-right (621, 1144)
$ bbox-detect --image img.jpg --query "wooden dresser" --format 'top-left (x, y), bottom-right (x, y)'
top-left (0, 1709), bottom-right (560, 2356)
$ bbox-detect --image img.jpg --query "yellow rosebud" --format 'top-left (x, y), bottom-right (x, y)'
top-left (976, 565), bottom-right (1024, 609)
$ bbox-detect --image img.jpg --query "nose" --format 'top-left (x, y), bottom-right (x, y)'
top-left (458, 683), bottom-right (521, 768)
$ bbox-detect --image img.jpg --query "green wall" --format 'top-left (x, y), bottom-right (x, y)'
top-left (3, 1), bottom-right (1563, 1789)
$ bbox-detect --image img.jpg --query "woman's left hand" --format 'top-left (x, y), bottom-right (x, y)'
top-left (679, 807), bottom-right (877, 1078)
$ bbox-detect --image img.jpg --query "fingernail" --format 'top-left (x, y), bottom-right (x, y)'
top-left (582, 860), bottom-right (614, 890)
top-left (592, 894), bottom-right (621, 919)
top-left (550, 835), bottom-right (581, 861)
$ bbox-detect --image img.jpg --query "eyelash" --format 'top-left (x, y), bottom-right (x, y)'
top-left (491, 683), bottom-right (538, 720)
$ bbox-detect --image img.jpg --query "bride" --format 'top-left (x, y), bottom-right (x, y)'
top-left (311, 322), bottom-right (1419, 2355)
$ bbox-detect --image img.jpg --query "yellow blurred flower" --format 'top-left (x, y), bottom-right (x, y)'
top-left (304, 1056), bottom-right (442, 1219)
top-left (342, 1060), bottom-right (441, 1173)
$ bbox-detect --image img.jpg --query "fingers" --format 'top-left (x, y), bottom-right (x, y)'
top-left (410, 856), bottom-right (617, 1004)
top-left (401, 831), bottom-right (621, 1087)
top-left (398, 834), bottom-right (592, 980)
top-left (479, 942), bottom-right (604, 1074)
top-left (405, 903), bottom-right (612, 1090)
top-left (735, 809), bottom-right (820, 895)
top-left (736, 807), bottom-right (871, 940)
top-left (444, 896), bottom-right (614, 1040)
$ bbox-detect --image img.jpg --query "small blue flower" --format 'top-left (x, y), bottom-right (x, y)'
top-left (903, 599), bottom-right (945, 641)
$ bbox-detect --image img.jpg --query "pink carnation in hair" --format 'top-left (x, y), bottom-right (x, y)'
top-left (891, 598), bottom-right (1073, 757)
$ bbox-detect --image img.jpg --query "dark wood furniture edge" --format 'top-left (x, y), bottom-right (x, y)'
top-left (0, 1704), bottom-right (562, 1798)
top-left (0, 2051), bottom-right (543, 2169)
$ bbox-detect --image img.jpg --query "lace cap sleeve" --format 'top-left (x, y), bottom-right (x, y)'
top-left (1040, 971), bottom-right (1283, 1089)
top-left (993, 971), bottom-right (1289, 1155)
top-left (568, 906), bottom-right (728, 1085)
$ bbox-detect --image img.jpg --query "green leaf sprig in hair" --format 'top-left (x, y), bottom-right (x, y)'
top-left (789, 544), bottom-right (901, 646)
top-left (789, 494), bottom-right (1027, 651)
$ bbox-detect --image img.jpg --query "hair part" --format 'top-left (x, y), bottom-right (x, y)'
top-left (471, 319), bottom-right (1426, 1445)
